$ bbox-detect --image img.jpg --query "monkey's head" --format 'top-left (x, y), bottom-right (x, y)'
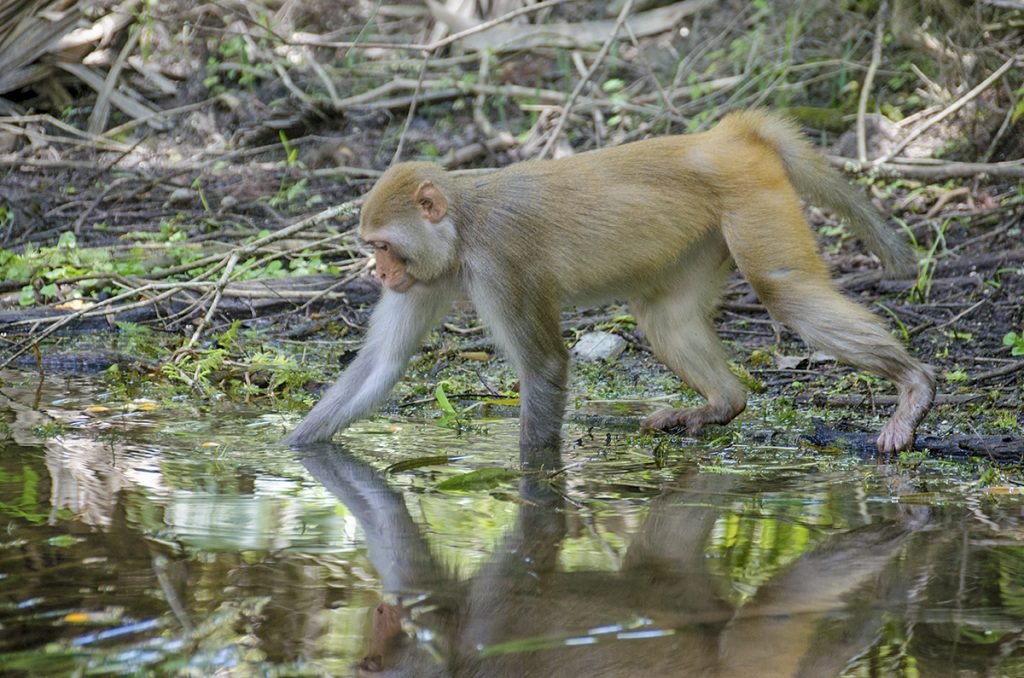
top-left (360, 162), bottom-right (459, 293)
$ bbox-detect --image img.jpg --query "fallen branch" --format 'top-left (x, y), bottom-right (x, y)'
top-left (334, 78), bottom-right (687, 125)
top-left (290, 0), bottom-right (567, 52)
top-left (0, 201), bottom-right (361, 367)
top-left (805, 420), bottom-right (1024, 463)
top-left (428, 0), bottom-right (711, 52)
top-left (57, 63), bottom-right (162, 126)
top-left (829, 155), bottom-right (1024, 179)
top-left (0, 275), bottom-right (381, 340)
top-left (968, 360), bottom-right (1024, 384)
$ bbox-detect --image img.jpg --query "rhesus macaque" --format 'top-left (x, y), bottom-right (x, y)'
top-left (285, 110), bottom-right (935, 456)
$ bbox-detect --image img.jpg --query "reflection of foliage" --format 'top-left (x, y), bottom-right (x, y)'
top-left (707, 510), bottom-right (815, 606)
top-left (995, 547), bottom-right (1024, 618)
top-left (844, 614), bottom-right (920, 677)
top-left (0, 465), bottom-right (72, 525)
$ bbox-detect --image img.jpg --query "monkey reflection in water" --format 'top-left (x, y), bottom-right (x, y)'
top-left (301, 445), bottom-right (930, 677)
top-left (285, 111), bottom-right (935, 457)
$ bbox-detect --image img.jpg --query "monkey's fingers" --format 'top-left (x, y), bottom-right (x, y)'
top-left (876, 424), bottom-right (915, 454)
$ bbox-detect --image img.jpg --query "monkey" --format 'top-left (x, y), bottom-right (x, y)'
top-left (284, 110), bottom-right (936, 457)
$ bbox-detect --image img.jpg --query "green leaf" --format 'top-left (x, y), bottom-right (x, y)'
top-left (944, 369), bottom-right (968, 383)
top-left (434, 382), bottom-right (456, 416)
top-left (48, 534), bottom-right (78, 547)
top-left (19, 286), bottom-right (35, 306)
top-left (385, 455), bottom-right (461, 474)
top-left (436, 467), bottom-right (519, 491)
top-left (57, 231), bottom-right (76, 248)
top-left (601, 78), bottom-right (625, 93)
top-left (1012, 97), bottom-right (1024, 124)
top-left (1004, 331), bottom-right (1024, 356)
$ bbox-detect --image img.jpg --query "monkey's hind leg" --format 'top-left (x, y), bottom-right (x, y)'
top-left (722, 198), bottom-right (935, 453)
top-left (632, 242), bottom-right (748, 437)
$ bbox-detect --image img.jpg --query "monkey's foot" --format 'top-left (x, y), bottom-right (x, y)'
top-left (642, 401), bottom-right (746, 436)
top-left (877, 420), bottom-right (915, 455)
top-left (876, 368), bottom-right (936, 454)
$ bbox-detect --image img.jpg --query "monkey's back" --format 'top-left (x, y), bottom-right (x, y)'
top-left (459, 123), bottom-right (792, 304)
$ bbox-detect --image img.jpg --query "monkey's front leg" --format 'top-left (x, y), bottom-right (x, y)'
top-left (284, 281), bottom-right (456, 445)
top-left (478, 288), bottom-right (568, 462)
top-left (517, 350), bottom-right (569, 459)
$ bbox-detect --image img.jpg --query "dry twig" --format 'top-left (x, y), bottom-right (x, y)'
top-left (874, 56), bottom-right (1018, 165)
top-left (829, 155), bottom-right (1024, 179)
top-left (539, 0), bottom-right (635, 159)
top-left (857, 2), bottom-right (887, 162)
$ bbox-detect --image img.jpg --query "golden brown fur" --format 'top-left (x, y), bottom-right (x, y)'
top-left (285, 110), bottom-right (935, 455)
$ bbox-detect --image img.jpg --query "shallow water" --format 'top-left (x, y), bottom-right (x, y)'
top-left (1, 369), bottom-right (1023, 676)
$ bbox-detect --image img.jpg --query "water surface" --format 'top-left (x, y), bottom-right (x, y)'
top-left (1, 369), bottom-right (1023, 676)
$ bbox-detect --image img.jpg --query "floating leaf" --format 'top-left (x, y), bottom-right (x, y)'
top-left (437, 467), bottom-right (519, 491)
top-left (48, 535), bottom-right (78, 547)
top-left (987, 486), bottom-right (1023, 495)
top-left (385, 455), bottom-right (461, 474)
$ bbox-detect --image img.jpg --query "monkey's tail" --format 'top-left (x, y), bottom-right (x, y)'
top-left (723, 110), bottom-right (918, 278)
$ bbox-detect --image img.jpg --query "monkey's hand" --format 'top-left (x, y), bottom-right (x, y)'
top-left (284, 282), bottom-right (456, 445)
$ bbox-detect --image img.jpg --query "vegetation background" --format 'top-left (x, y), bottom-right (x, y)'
top-left (0, 0), bottom-right (1022, 449)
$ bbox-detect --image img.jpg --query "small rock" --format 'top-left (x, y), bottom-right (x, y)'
top-left (0, 130), bottom-right (20, 154)
top-left (571, 331), bottom-right (626, 362)
top-left (165, 187), bottom-right (193, 206)
top-left (773, 353), bottom-right (807, 370)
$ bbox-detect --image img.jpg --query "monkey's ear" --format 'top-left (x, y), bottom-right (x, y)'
top-left (414, 181), bottom-right (448, 223)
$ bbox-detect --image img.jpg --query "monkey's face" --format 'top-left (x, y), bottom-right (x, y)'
top-left (365, 239), bottom-right (414, 293)
top-left (360, 165), bottom-right (459, 293)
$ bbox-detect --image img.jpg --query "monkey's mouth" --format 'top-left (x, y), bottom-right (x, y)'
top-left (385, 276), bottom-right (415, 293)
